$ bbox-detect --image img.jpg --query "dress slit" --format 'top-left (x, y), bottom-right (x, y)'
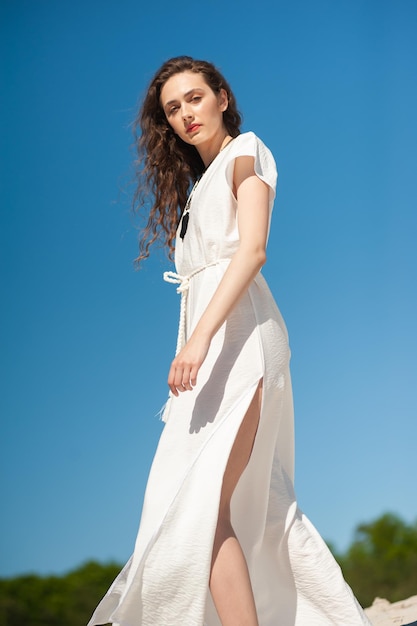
top-left (141, 378), bottom-right (267, 626)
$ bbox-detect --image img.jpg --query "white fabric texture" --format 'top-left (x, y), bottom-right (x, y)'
top-left (87, 132), bottom-right (371, 626)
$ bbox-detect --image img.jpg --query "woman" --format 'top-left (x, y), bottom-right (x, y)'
top-left (88, 56), bottom-right (371, 626)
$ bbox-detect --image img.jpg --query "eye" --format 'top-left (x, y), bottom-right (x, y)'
top-left (191, 96), bottom-right (202, 103)
top-left (167, 105), bottom-right (179, 116)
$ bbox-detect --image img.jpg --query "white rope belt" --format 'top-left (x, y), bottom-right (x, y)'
top-left (163, 260), bottom-right (224, 356)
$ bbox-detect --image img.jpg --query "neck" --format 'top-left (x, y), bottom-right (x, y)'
top-left (197, 131), bottom-right (233, 168)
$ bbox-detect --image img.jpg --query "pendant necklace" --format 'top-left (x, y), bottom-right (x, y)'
top-left (179, 136), bottom-right (235, 240)
top-left (179, 175), bottom-right (201, 239)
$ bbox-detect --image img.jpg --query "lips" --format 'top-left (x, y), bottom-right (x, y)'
top-left (186, 123), bottom-right (201, 134)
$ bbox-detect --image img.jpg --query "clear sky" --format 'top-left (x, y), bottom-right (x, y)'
top-left (1, 0), bottom-right (416, 578)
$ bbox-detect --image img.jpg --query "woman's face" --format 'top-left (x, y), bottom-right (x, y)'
top-left (160, 71), bottom-right (228, 153)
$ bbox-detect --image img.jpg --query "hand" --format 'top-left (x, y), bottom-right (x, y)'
top-left (168, 333), bottom-right (211, 396)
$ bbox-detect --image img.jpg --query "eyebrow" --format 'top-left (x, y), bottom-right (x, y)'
top-left (164, 88), bottom-right (205, 108)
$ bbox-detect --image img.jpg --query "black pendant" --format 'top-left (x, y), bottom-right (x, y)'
top-left (179, 211), bottom-right (189, 240)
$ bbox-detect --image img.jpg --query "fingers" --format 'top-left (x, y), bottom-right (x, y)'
top-left (190, 365), bottom-right (198, 388)
top-left (168, 361), bottom-right (198, 396)
top-left (180, 366), bottom-right (193, 392)
top-left (167, 336), bottom-right (210, 395)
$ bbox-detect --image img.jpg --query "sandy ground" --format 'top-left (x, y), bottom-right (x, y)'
top-left (365, 596), bottom-right (417, 626)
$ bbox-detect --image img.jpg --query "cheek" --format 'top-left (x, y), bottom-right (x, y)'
top-left (172, 121), bottom-right (189, 139)
top-left (167, 117), bottom-right (181, 133)
top-left (209, 100), bottom-right (223, 119)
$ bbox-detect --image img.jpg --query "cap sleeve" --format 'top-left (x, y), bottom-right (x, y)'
top-left (224, 132), bottom-right (278, 204)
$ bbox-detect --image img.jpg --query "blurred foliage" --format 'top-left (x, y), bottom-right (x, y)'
top-left (0, 561), bottom-right (120, 626)
top-left (333, 512), bottom-right (417, 608)
top-left (0, 513), bottom-right (416, 624)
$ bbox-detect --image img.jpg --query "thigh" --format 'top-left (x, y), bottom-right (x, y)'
top-left (219, 380), bottom-right (263, 512)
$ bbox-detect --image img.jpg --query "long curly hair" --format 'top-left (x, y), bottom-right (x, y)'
top-left (133, 56), bottom-right (242, 264)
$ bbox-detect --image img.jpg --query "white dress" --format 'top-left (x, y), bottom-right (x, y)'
top-left (87, 132), bottom-right (371, 626)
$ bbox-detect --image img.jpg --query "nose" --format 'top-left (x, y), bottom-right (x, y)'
top-left (181, 102), bottom-right (193, 120)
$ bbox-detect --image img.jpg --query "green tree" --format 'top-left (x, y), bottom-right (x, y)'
top-left (0, 561), bottom-right (120, 626)
top-left (334, 512), bottom-right (417, 607)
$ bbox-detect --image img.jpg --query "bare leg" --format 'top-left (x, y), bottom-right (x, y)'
top-left (209, 381), bottom-right (262, 626)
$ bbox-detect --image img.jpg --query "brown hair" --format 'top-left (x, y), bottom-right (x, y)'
top-left (133, 56), bottom-right (242, 264)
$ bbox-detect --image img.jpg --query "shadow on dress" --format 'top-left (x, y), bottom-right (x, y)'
top-left (189, 303), bottom-right (259, 434)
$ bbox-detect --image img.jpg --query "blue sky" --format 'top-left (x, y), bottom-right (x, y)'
top-left (1, 0), bottom-right (416, 577)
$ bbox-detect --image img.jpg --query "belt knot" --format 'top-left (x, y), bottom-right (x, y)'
top-left (163, 271), bottom-right (190, 294)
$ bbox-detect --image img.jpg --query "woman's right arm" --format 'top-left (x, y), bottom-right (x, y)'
top-left (167, 155), bottom-right (270, 396)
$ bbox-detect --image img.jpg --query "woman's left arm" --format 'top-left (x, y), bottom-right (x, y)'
top-left (167, 155), bottom-right (271, 396)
